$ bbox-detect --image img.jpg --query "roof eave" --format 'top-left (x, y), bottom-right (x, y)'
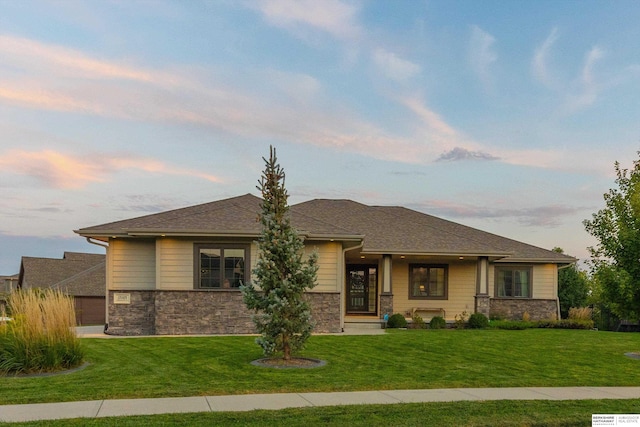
top-left (76, 229), bottom-right (366, 242)
top-left (302, 233), bottom-right (365, 242)
top-left (494, 257), bottom-right (577, 264)
top-left (361, 249), bottom-right (514, 258)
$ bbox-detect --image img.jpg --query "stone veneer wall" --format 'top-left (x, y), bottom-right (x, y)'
top-left (304, 292), bottom-right (341, 333)
top-left (379, 294), bottom-right (393, 319)
top-left (107, 290), bottom-right (341, 335)
top-left (107, 290), bottom-right (156, 336)
top-left (475, 295), bottom-right (490, 317)
top-left (155, 290), bottom-right (254, 335)
top-left (490, 298), bottom-right (558, 321)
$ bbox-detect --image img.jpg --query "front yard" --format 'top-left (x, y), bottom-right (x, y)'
top-left (2, 329), bottom-right (639, 406)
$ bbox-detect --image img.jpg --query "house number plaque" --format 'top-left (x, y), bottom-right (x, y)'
top-left (114, 293), bottom-right (131, 304)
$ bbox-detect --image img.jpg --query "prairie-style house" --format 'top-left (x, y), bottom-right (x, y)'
top-left (75, 194), bottom-right (575, 335)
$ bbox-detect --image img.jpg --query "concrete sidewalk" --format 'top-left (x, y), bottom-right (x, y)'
top-left (2, 387), bottom-right (640, 422)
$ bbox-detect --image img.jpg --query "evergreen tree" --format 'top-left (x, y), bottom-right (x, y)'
top-left (241, 146), bottom-right (318, 360)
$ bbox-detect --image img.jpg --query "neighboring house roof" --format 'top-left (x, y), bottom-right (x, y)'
top-left (1, 274), bottom-right (18, 293)
top-left (75, 194), bottom-right (575, 264)
top-left (18, 252), bottom-right (106, 297)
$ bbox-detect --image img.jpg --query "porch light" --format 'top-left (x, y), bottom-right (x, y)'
top-left (360, 255), bottom-right (365, 259)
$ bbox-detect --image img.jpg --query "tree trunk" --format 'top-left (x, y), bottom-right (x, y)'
top-left (283, 334), bottom-right (291, 360)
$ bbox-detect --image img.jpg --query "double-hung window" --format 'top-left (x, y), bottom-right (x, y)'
top-left (495, 266), bottom-right (532, 298)
top-left (409, 264), bottom-right (448, 299)
top-left (195, 244), bottom-right (249, 289)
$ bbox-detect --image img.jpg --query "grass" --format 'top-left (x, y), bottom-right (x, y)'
top-left (7, 400), bottom-right (640, 426)
top-left (2, 328), bottom-right (640, 406)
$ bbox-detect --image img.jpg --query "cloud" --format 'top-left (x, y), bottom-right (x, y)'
top-left (0, 150), bottom-right (221, 189)
top-left (564, 46), bottom-right (605, 111)
top-left (410, 199), bottom-right (585, 227)
top-left (372, 48), bottom-right (421, 82)
top-left (436, 147), bottom-right (499, 162)
top-left (248, 0), bottom-right (361, 41)
top-left (0, 35), bottom-right (606, 174)
top-left (469, 25), bottom-right (497, 86)
top-left (0, 35), bottom-right (182, 86)
top-left (532, 27), bottom-right (559, 86)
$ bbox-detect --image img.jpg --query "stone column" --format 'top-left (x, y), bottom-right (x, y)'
top-left (380, 255), bottom-right (393, 319)
top-left (475, 257), bottom-right (490, 316)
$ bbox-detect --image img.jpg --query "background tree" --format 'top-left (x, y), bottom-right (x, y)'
top-left (552, 247), bottom-right (590, 319)
top-left (583, 153), bottom-right (640, 323)
top-left (241, 146), bottom-right (318, 360)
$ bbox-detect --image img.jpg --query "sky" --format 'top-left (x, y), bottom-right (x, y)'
top-left (1, 0), bottom-right (639, 275)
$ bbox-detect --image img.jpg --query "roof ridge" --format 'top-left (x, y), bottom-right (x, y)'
top-left (290, 206), bottom-right (359, 236)
top-left (76, 193), bottom-right (260, 232)
top-left (129, 194), bottom-right (261, 229)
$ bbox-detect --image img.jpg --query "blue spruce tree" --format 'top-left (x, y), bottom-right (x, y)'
top-left (241, 146), bottom-right (318, 360)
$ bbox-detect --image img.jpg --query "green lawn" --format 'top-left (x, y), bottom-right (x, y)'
top-left (1, 329), bottom-right (640, 406)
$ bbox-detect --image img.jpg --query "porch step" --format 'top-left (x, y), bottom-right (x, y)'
top-left (344, 319), bottom-right (384, 330)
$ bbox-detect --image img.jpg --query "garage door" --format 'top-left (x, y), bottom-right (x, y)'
top-left (74, 297), bottom-right (106, 325)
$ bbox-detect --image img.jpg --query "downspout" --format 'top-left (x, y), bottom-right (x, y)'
top-left (85, 238), bottom-right (109, 331)
top-left (341, 241), bottom-right (365, 332)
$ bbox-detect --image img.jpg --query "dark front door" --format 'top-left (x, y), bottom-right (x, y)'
top-left (346, 265), bottom-right (378, 315)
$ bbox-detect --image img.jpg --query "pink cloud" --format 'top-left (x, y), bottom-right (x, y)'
top-left (0, 150), bottom-right (221, 189)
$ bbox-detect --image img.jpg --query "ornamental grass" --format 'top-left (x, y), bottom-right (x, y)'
top-left (569, 306), bottom-right (593, 321)
top-left (0, 289), bottom-right (83, 375)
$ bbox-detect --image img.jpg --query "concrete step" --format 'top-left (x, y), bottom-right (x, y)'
top-left (343, 320), bottom-right (383, 330)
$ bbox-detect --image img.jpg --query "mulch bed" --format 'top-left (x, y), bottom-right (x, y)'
top-left (2, 362), bottom-right (90, 378)
top-left (250, 357), bottom-right (326, 369)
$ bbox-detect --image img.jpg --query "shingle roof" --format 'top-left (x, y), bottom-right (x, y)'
top-left (19, 252), bottom-right (106, 297)
top-left (293, 200), bottom-right (574, 262)
top-left (76, 194), bottom-right (360, 239)
top-left (76, 194), bottom-right (575, 263)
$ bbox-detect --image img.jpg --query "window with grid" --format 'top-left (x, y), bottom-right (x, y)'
top-left (495, 266), bottom-right (532, 298)
top-left (409, 264), bottom-right (448, 299)
top-left (195, 245), bottom-right (248, 289)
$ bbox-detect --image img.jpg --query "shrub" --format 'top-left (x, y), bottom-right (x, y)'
top-left (411, 314), bottom-right (426, 329)
top-left (468, 313), bottom-right (489, 329)
top-left (535, 319), bottom-right (594, 330)
top-left (0, 289), bottom-right (84, 374)
top-left (387, 313), bottom-right (408, 328)
top-left (429, 316), bottom-right (446, 329)
top-left (454, 311), bottom-right (468, 329)
top-left (490, 320), bottom-right (536, 330)
top-left (522, 311), bottom-right (531, 322)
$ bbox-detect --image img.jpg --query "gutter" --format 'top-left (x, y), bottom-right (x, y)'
top-left (85, 237), bottom-right (108, 249)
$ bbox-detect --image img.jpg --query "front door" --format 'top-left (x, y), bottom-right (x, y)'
top-left (346, 265), bottom-right (378, 315)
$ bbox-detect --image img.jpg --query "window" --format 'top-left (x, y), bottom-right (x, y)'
top-left (409, 264), bottom-right (447, 299)
top-left (195, 245), bottom-right (249, 289)
top-left (495, 266), bottom-right (532, 298)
